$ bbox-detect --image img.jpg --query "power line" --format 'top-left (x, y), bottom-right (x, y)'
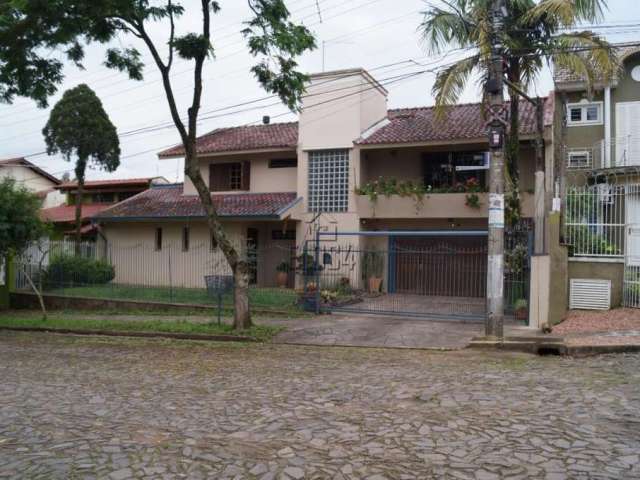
top-left (0, 0), bottom-right (369, 122)
top-left (12, 56), bottom-right (462, 180)
top-left (0, 0), bottom-right (326, 115)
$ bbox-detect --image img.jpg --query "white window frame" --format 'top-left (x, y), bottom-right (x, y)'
top-left (567, 102), bottom-right (603, 126)
top-left (567, 150), bottom-right (591, 169)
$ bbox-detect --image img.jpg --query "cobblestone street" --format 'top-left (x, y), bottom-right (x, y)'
top-left (0, 332), bottom-right (639, 479)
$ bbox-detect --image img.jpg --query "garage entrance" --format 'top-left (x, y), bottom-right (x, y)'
top-left (304, 228), bottom-right (530, 322)
top-left (391, 235), bottom-right (487, 298)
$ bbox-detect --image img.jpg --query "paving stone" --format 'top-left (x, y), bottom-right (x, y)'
top-left (0, 332), bottom-right (638, 479)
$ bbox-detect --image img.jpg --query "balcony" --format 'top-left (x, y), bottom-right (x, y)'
top-left (566, 137), bottom-right (640, 170)
top-left (355, 186), bottom-right (535, 219)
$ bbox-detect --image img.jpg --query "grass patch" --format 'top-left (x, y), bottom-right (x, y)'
top-left (0, 314), bottom-right (282, 342)
top-left (45, 283), bottom-right (301, 313)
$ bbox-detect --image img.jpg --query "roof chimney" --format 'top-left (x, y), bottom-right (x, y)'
top-left (262, 115), bottom-right (270, 125)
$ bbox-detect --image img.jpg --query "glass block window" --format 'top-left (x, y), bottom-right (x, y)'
top-left (308, 149), bottom-right (349, 213)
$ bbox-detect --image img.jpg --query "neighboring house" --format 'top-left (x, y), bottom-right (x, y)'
top-left (0, 157), bottom-right (64, 208)
top-left (41, 177), bottom-right (168, 239)
top-left (93, 68), bottom-right (553, 310)
top-left (555, 44), bottom-right (640, 309)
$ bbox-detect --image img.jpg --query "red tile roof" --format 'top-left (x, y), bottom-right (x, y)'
top-left (357, 99), bottom-right (553, 146)
top-left (158, 122), bottom-right (298, 158)
top-left (157, 99), bottom-right (552, 156)
top-left (93, 184), bottom-right (300, 220)
top-left (41, 204), bottom-right (113, 224)
top-left (57, 177), bottom-right (166, 191)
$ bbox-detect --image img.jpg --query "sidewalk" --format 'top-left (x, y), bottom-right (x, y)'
top-left (551, 308), bottom-right (640, 347)
top-left (471, 308), bottom-right (640, 356)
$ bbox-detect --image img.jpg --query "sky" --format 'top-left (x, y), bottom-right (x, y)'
top-left (1, 0), bottom-right (639, 187)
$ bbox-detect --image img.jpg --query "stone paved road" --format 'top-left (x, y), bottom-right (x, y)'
top-left (0, 332), bottom-right (639, 479)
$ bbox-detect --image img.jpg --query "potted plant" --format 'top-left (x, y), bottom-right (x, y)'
top-left (362, 249), bottom-right (384, 293)
top-left (514, 299), bottom-right (528, 321)
top-left (276, 261), bottom-right (289, 288)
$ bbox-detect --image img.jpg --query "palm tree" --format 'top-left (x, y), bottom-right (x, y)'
top-left (420, 0), bottom-right (619, 223)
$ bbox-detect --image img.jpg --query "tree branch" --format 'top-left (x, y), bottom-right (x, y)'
top-left (167, 0), bottom-right (176, 69)
top-left (132, 20), bottom-right (189, 145)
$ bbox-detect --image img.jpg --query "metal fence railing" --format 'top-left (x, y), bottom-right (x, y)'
top-left (564, 184), bottom-right (626, 257)
top-left (13, 229), bottom-right (532, 321)
top-left (13, 239), bottom-right (305, 315)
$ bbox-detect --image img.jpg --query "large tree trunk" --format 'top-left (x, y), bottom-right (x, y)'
top-left (233, 261), bottom-right (251, 330)
top-left (184, 151), bottom-right (252, 330)
top-left (74, 180), bottom-right (84, 255)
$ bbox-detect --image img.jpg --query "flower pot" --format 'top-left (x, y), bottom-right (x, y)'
top-left (368, 276), bottom-right (382, 293)
top-left (515, 307), bottom-right (528, 321)
top-left (276, 271), bottom-right (288, 288)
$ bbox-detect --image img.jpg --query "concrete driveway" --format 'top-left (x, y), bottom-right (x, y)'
top-left (270, 314), bottom-right (487, 349)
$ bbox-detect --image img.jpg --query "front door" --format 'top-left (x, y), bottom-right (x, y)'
top-left (615, 102), bottom-right (640, 167)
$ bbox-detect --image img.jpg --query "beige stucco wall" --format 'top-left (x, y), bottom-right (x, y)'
top-left (182, 150), bottom-right (298, 196)
top-left (102, 221), bottom-right (295, 289)
top-left (0, 164), bottom-right (56, 193)
top-left (568, 259), bottom-right (624, 308)
top-left (298, 70), bottom-right (387, 150)
top-left (0, 165), bottom-right (65, 208)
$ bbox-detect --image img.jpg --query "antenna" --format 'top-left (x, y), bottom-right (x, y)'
top-left (315, 0), bottom-right (322, 23)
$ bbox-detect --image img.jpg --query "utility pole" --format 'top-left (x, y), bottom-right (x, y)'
top-left (485, 0), bottom-right (507, 338)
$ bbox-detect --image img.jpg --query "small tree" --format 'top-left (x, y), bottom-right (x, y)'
top-left (0, 178), bottom-right (49, 318)
top-left (42, 84), bottom-right (120, 251)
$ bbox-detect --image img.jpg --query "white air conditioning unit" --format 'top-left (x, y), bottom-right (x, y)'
top-left (569, 278), bottom-right (611, 310)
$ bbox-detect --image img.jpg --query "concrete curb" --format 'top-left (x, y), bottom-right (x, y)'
top-left (469, 335), bottom-right (640, 356)
top-left (566, 344), bottom-right (640, 357)
top-left (0, 326), bottom-right (257, 343)
top-left (273, 340), bottom-right (465, 351)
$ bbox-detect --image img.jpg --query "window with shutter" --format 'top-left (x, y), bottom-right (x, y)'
top-left (209, 162), bottom-right (250, 191)
top-left (241, 161), bottom-right (251, 190)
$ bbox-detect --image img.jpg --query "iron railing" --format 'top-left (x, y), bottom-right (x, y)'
top-left (14, 229), bottom-right (532, 322)
top-left (564, 184), bottom-right (626, 257)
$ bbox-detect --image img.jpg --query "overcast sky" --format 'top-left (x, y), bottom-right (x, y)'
top-left (1, 0), bottom-right (639, 186)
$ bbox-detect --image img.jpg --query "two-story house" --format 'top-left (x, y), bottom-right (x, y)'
top-left (556, 44), bottom-right (640, 310)
top-left (0, 157), bottom-right (64, 208)
top-left (93, 68), bottom-right (552, 319)
top-left (42, 177), bottom-right (168, 240)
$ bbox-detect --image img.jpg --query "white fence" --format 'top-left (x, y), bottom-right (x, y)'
top-left (14, 239), bottom-right (100, 290)
top-left (564, 184), bottom-right (626, 257)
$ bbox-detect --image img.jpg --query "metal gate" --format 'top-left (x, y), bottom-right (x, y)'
top-left (303, 228), bottom-right (531, 322)
top-left (623, 224), bottom-right (640, 307)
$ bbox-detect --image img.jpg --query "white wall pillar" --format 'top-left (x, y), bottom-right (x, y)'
top-left (604, 86), bottom-right (612, 168)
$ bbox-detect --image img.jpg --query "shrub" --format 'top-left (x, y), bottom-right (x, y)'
top-left (44, 254), bottom-right (115, 287)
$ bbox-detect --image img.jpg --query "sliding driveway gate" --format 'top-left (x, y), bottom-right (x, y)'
top-left (303, 228), bottom-right (531, 322)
